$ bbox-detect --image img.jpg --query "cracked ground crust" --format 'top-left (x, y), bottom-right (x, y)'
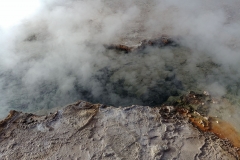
top-left (0, 101), bottom-right (239, 160)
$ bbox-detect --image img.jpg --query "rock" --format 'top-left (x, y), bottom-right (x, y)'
top-left (0, 101), bottom-right (239, 160)
top-left (104, 35), bottom-right (179, 53)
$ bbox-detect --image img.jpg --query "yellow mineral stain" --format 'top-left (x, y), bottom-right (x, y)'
top-left (208, 117), bottom-right (240, 148)
top-left (177, 107), bottom-right (240, 155)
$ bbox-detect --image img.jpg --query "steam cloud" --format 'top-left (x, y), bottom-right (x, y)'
top-left (1, 0), bottom-right (240, 118)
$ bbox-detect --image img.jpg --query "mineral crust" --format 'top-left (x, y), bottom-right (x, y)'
top-left (0, 101), bottom-right (239, 160)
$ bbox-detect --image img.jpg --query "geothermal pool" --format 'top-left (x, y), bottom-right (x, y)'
top-left (1, 0), bottom-right (240, 133)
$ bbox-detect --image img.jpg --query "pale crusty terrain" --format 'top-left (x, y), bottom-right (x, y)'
top-left (0, 101), bottom-right (238, 160)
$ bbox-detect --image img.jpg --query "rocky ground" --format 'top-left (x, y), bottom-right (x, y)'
top-left (0, 97), bottom-right (239, 160)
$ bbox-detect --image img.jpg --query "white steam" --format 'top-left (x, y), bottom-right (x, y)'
top-left (0, 0), bottom-right (41, 29)
top-left (1, 0), bottom-right (240, 118)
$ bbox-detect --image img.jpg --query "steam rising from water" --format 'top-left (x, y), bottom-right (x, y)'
top-left (1, 0), bottom-right (240, 118)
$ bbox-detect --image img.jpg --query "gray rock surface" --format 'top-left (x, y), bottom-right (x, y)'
top-left (0, 101), bottom-right (238, 160)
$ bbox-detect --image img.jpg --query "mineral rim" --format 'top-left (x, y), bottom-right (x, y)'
top-left (0, 99), bottom-right (239, 160)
